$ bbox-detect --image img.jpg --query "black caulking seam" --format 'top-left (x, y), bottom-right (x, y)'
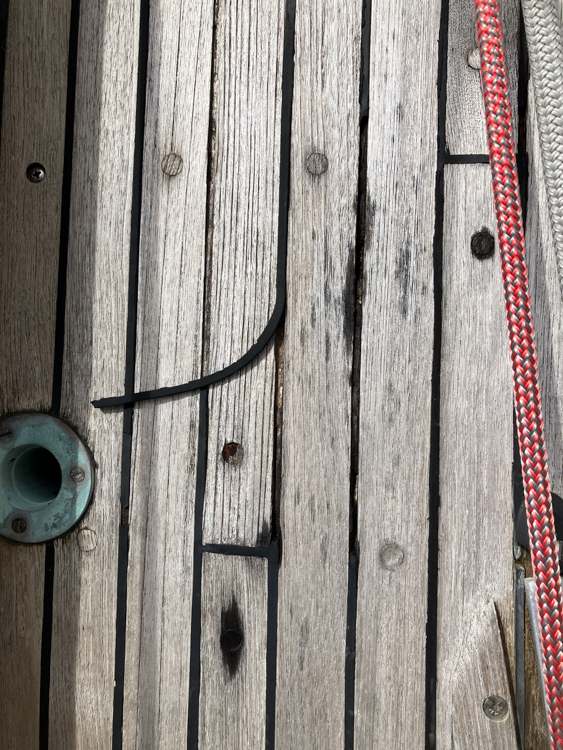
top-left (40, 0), bottom-right (82, 746)
top-left (39, 541), bottom-right (55, 750)
top-left (265, 540), bottom-right (280, 750)
top-left (50, 0), bottom-right (81, 419)
top-left (344, 552), bottom-right (358, 750)
top-left (111, 0), bottom-right (150, 746)
top-left (425, 0), bottom-right (448, 747)
top-left (444, 153), bottom-right (489, 164)
top-left (186, 388), bottom-right (209, 750)
top-left (346, 0), bottom-right (371, 739)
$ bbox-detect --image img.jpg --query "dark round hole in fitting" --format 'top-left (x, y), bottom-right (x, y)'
top-left (220, 628), bottom-right (243, 653)
top-left (471, 230), bottom-right (495, 259)
top-left (13, 447), bottom-right (62, 503)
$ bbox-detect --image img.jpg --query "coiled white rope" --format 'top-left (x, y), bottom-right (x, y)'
top-left (522, 0), bottom-right (563, 296)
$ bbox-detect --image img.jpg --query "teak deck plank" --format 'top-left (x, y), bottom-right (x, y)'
top-left (123, 0), bottom-right (213, 746)
top-left (199, 554), bottom-right (268, 750)
top-left (446, 0), bottom-right (519, 155)
top-left (0, 0), bottom-right (72, 746)
top-left (202, 0), bottom-right (284, 546)
top-left (273, 0), bottom-right (361, 747)
top-left (436, 164), bottom-right (514, 749)
top-left (354, 1), bottom-right (439, 747)
top-left (49, 0), bottom-right (139, 747)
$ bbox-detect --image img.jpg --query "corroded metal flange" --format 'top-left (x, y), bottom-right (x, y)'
top-left (0, 413), bottom-right (94, 543)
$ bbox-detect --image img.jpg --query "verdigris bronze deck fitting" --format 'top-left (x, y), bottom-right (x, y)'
top-left (0, 414), bottom-right (94, 543)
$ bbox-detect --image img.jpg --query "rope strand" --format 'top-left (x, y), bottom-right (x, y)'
top-left (475, 1), bottom-right (563, 746)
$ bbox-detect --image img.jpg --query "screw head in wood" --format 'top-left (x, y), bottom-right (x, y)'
top-left (77, 528), bottom-right (97, 552)
top-left (26, 163), bottom-right (46, 183)
top-left (222, 442), bottom-right (244, 466)
top-left (467, 48), bottom-right (481, 70)
top-left (306, 152), bottom-right (329, 176)
top-left (483, 695), bottom-right (509, 721)
top-left (379, 542), bottom-right (405, 570)
top-left (161, 153), bottom-right (183, 177)
top-left (471, 230), bottom-right (495, 259)
top-left (12, 517), bottom-right (26, 534)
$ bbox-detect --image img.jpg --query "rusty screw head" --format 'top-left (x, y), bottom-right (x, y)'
top-left (471, 230), bottom-right (495, 259)
top-left (12, 518), bottom-right (27, 534)
top-left (222, 442), bottom-right (244, 466)
top-left (26, 163), bottom-right (46, 183)
top-left (70, 467), bottom-right (85, 484)
top-left (483, 695), bottom-right (509, 721)
top-left (0, 428), bottom-right (13, 443)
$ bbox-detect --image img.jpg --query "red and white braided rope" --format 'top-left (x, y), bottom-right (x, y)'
top-left (475, 0), bottom-right (563, 745)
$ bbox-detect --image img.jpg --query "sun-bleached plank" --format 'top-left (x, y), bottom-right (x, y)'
top-left (451, 601), bottom-right (519, 750)
top-left (199, 554), bottom-right (268, 750)
top-left (0, 0), bottom-right (72, 746)
top-left (446, 0), bottom-right (519, 154)
top-left (48, 0), bottom-right (139, 747)
top-left (123, 1), bottom-right (213, 747)
top-left (202, 0), bottom-right (284, 546)
top-left (354, 2), bottom-right (439, 747)
top-left (274, 0), bottom-right (360, 746)
top-left (436, 164), bottom-right (514, 749)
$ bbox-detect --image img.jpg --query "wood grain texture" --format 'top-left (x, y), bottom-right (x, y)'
top-left (48, 0), bottom-right (139, 747)
top-left (274, 0), bottom-right (360, 746)
top-left (123, 1), bottom-right (214, 747)
top-left (202, 0), bottom-right (284, 546)
top-left (354, 2), bottom-right (439, 747)
top-left (0, 0), bottom-right (71, 414)
top-left (199, 554), bottom-right (268, 750)
top-left (524, 84), bottom-right (563, 750)
top-left (446, 0), bottom-right (519, 155)
top-left (436, 164), bottom-right (514, 749)
top-left (0, 1), bottom-right (71, 747)
top-left (451, 601), bottom-right (519, 750)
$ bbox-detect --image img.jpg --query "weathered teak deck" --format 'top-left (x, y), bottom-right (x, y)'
top-left (0, 0), bottom-right (558, 747)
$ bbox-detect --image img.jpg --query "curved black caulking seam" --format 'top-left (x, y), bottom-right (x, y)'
top-left (92, 0), bottom-right (294, 411)
top-left (93, 282), bottom-right (285, 408)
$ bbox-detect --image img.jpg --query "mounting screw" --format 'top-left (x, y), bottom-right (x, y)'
top-left (467, 48), bottom-right (481, 70)
top-left (222, 442), bottom-right (244, 466)
top-left (483, 695), bottom-right (509, 721)
top-left (306, 152), bottom-right (329, 176)
top-left (0, 428), bottom-right (13, 443)
top-left (12, 518), bottom-right (27, 534)
top-left (70, 467), bottom-right (85, 484)
top-left (471, 230), bottom-right (495, 259)
top-left (161, 153), bottom-right (183, 177)
top-left (26, 163), bottom-right (46, 183)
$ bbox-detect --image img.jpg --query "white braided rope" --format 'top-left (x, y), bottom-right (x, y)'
top-left (522, 0), bottom-right (563, 296)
